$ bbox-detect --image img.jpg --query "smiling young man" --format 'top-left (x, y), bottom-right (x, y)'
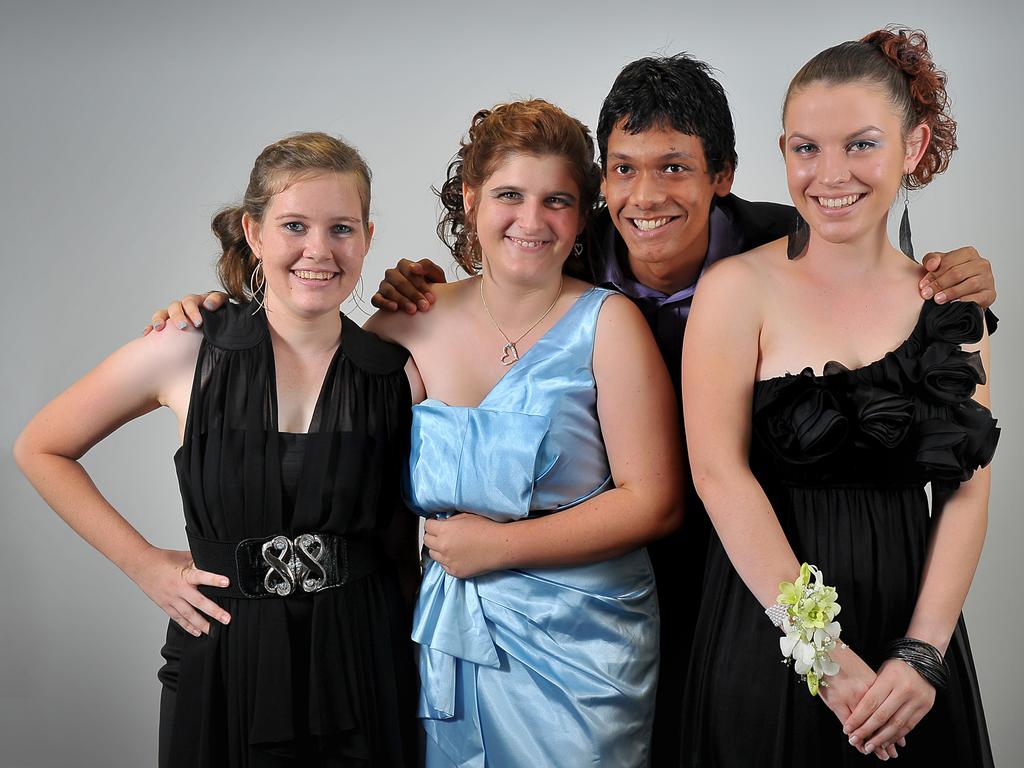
top-left (156, 53), bottom-right (998, 767)
top-left (587, 57), bottom-right (799, 764)
top-left (587, 57), bottom-right (995, 765)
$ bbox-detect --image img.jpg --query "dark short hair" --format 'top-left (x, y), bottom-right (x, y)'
top-left (597, 53), bottom-right (738, 177)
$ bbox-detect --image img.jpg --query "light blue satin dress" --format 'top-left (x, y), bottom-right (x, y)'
top-left (404, 287), bottom-right (660, 768)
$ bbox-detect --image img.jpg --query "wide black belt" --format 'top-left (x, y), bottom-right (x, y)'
top-left (187, 530), bottom-right (383, 599)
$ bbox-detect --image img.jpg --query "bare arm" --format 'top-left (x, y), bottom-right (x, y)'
top-left (845, 330), bottom-right (993, 752)
top-left (13, 328), bottom-right (232, 635)
top-left (908, 334), bottom-right (991, 652)
top-left (682, 258), bottom-right (892, 758)
top-left (682, 259), bottom-right (800, 604)
top-left (424, 294), bottom-right (684, 574)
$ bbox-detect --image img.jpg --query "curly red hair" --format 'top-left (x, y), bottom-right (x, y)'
top-left (435, 99), bottom-right (601, 274)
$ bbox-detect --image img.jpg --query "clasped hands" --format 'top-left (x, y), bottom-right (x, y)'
top-left (820, 644), bottom-right (936, 761)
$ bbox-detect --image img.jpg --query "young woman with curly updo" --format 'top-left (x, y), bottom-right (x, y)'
top-left (365, 99), bottom-right (684, 767)
top-left (681, 27), bottom-right (998, 767)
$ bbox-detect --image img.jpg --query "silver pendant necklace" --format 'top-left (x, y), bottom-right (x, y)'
top-left (479, 275), bottom-right (564, 366)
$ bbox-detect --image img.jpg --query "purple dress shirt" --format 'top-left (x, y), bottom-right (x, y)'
top-left (590, 194), bottom-right (793, 394)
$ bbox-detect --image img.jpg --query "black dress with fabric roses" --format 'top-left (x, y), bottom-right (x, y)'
top-left (681, 300), bottom-right (999, 768)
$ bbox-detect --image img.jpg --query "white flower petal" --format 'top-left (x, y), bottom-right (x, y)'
top-left (780, 634), bottom-right (799, 658)
top-left (796, 641), bottom-right (816, 666)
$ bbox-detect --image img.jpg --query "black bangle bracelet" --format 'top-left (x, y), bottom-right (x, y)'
top-left (884, 637), bottom-right (949, 690)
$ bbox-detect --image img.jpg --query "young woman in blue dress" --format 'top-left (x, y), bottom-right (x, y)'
top-left (365, 99), bottom-right (684, 767)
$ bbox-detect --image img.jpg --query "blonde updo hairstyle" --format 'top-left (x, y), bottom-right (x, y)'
top-left (212, 132), bottom-right (372, 303)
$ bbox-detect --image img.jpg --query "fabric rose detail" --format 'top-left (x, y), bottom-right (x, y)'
top-left (757, 371), bottom-right (849, 464)
top-left (915, 418), bottom-right (969, 481)
top-left (923, 301), bottom-right (985, 345)
top-left (851, 389), bottom-right (915, 449)
top-left (921, 350), bottom-right (985, 404)
top-left (952, 400), bottom-right (1000, 471)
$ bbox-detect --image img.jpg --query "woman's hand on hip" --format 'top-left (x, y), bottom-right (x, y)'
top-left (127, 546), bottom-right (232, 636)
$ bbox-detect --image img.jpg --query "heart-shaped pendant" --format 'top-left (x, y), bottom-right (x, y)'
top-left (500, 342), bottom-right (520, 366)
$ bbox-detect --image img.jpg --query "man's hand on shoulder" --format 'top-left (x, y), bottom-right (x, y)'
top-left (143, 292), bottom-right (225, 336)
top-left (919, 246), bottom-right (995, 308)
top-left (371, 259), bottom-right (446, 314)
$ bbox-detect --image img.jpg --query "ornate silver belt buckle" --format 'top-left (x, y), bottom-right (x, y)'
top-left (261, 533), bottom-right (329, 596)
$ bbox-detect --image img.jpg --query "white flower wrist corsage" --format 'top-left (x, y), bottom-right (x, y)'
top-left (765, 563), bottom-right (843, 696)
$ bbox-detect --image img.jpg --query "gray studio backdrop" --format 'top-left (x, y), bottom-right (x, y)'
top-left (2, 1), bottom-right (1020, 765)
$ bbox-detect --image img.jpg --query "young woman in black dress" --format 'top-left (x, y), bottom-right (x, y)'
top-left (15, 132), bottom-right (420, 767)
top-left (681, 28), bottom-right (998, 767)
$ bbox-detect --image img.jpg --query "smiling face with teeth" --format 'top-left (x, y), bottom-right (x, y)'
top-left (782, 82), bottom-right (929, 250)
top-left (602, 123), bottom-right (734, 293)
top-left (464, 152), bottom-right (584, 285)
top-left (243, 171), bottom-right (372, 319)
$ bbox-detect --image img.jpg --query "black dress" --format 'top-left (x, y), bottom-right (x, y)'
top-left (681, 300), bottom-right (999, 767)
top-left (158, 303), bottom-right (417, 767)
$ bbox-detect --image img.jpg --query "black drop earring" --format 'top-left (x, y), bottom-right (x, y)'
top-left (899, 194), bottom-right (915, 261)
top-left (787, 211), bottom-right (809, 260)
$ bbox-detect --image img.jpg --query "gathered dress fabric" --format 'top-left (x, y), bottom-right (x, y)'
top-left (159, 303), bottom-right (417, 767)
top-left (404, 287), bottom-right (660, 768)
top-left (681, 300), bottom-right (999, 767)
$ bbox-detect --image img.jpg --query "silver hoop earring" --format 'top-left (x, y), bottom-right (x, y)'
top-left (249, 259), bottom-right (266, 315)
top-left (572, 240), bottom-right (584, 257)
top-left (343, 274), bottom-right (370, 317)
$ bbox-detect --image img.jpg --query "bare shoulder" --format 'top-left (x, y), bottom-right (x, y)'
top-left (711, 237), bottom-right (785, 283)
top-left (596, 290), bottom-right (645, 330)
top-left (363, 307), bottom-right (415, 345)
top-left (593, 291), bottom-right (656, 367)
top-left (127, 322), bottom-right (203, 414)
top-left (364, 278), bottom-right (465, 347)
top-left (694, 239), bottom-right (784, 318)
top-left (136, 320), bottom-right (204, 372)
